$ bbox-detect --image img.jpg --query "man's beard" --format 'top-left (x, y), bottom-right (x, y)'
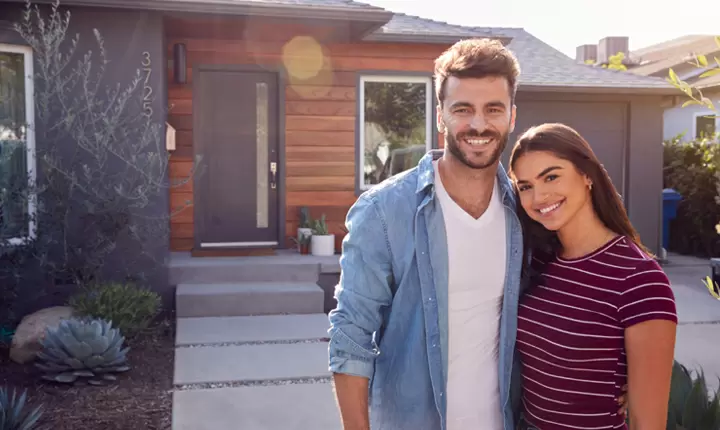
top-left (446, 127), bottom-right (510, 170)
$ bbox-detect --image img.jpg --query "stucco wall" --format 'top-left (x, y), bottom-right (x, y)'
top-left (663, 89), bottom-right (720, 141)
top-left (502, 91), bottom-right (666, 255)
top-left (0, 4), bottom-right (170, 303)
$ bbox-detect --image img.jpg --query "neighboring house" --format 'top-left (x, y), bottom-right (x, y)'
top-left (577, 35), bottom-right (720, 142)
top-left (0, 0), bottom-right (676, 275)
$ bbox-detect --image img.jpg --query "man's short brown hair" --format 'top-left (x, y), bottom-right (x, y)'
top-left (434, 38), bottom-right (521, 106)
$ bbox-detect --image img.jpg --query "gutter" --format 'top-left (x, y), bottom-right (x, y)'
top-left (518, 83), bottom-right (679, 96)
top-left (363, 32), bottom-right (513, 46)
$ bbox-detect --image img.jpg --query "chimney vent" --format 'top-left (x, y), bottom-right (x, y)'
top-left (597, 36), bottom-right (629, 64)
top-left (576, 44), bottom-right (598, 64)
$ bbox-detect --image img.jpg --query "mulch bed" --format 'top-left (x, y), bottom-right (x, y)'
top-left (0, 317), bottom-right (175, 430)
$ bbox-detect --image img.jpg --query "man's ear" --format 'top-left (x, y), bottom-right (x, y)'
top-left (436, 104), bottom-right (445, 134)
top-left (509, 104), bottom-right (517, 134)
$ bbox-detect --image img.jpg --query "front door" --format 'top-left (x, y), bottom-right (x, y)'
top-left (193, 68), bottom-right (280, 249)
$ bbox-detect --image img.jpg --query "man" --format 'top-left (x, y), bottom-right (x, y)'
top-left (328, 38), bottom-right (525, 430)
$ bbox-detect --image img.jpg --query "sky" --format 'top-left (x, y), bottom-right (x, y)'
top-left (362, 0), bottom-right (719, 58)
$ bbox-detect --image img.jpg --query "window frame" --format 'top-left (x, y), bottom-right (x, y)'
top-left (0, 43), bottom-right (37, 246)
top-left (356, 72), bottom-right (437, 195)
top-left (693, 110), bottom-right (718, 140)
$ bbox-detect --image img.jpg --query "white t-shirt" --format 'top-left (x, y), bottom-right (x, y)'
top-left (433, 160), bottom-right (507, 430)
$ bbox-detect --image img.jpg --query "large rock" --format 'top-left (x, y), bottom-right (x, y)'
top-left (9, 306), bottom-right (74, 364)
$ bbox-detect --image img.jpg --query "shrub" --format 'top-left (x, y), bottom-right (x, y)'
top-left (663, 135), bottom-right (720, 257)
top-left (68, 282), bottom-right (160, 337)
top-left (0, 386), bottom-right (43, 430)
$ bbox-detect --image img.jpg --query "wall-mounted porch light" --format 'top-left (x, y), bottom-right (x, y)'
top-left (173, 43), bottom-right (187, 84)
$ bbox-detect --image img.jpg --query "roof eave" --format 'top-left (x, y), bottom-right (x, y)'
top-left (518, 84), bottom-right (679, 96)
top-left (2, 0), bottom-right (395, 23)
top-left (363, 32), bottom-right (513, 46)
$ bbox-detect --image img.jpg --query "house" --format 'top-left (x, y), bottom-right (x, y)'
top-left (576, 35), bottom-right (720, 142)
top-left (1, 0), bottom-right (676, 293)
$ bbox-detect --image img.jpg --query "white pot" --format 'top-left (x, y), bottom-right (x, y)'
top-left (311, 234), bottom-right (335, 256)
top-left (297, 227), bottom-right (312, 251)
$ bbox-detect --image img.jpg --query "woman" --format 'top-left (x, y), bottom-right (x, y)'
top-left (508, 123), bottom-right (678, 430)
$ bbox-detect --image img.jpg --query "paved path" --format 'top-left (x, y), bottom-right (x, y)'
top-left (171, 313), bottom-right (339, 430)
top-left (170, 253), bottom-right (720, 429)
top-left (663, 253), bottom-right (720, 393)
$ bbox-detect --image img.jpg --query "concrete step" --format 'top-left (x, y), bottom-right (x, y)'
top-left (175, 282), bottom-right (324, 318)
top-left (174, 341), bottom-right (330, 386)
top-left (169, 255), bottom-right (322, 284)
top-left (176, 314), bottom-right (330, 346)
top-left (172, 382), bottom-right (340, 430)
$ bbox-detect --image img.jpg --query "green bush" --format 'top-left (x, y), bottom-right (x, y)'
top-left (68, 282), bottom-right (160, 337)
top-left (663, 134), bottom-right (720, 257)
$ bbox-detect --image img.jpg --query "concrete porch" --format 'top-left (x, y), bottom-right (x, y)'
top-left (170, 249), bottom-right (343, 429)
top-left (169, 250), bottom-right (341, 317)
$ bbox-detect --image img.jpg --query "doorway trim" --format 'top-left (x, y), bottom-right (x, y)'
top-left (191, 63), bottom-right (287, 250)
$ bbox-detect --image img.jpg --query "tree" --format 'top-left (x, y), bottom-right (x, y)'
top-left (666, 36), bottom-right (720, 113)
top-left (0, 0), bottom-right (196, 322)
top-left (583, 51), bottom-right (628, 70)
top-left (604, 52), bottom-right (628, 71)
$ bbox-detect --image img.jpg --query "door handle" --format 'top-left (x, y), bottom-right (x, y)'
top-left (270, 162), bottom-right (277, 189)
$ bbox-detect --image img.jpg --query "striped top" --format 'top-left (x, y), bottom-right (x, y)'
top-left (516, 235), bottom-right (678, 429)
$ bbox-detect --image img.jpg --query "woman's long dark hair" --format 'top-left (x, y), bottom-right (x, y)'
top-left (508, 123), bottom-right (652, 261)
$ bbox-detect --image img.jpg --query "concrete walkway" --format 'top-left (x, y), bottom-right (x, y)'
top-left (172, 313), bottom-right (339, 430)
top-left (170, 253), bottom-right (720, 429)
top-left (663, 253), bottom-right (720, 393)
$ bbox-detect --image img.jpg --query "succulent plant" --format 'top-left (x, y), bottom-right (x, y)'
top-left (299, 206), bottom-right (312, 228)
top-left (34, 317), bottom-right (131, 385)
top-left (312, 214), bottom-right (329, 235)
top-left (0, 386), bottom-right (43, 430)
top-left (666, 360), bottom-right (720, 430)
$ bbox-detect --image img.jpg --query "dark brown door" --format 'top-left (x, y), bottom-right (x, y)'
top-left (193, 68), bottom-right (280, 248)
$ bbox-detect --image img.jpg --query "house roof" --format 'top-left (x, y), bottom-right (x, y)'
top-left (495, 27), bottom-right (674, 93)
top-left (628, 35), bottom-right (720, 77)
top-left (366, 12), bottom-right (511, 44)
top-left (2, 0), bottom-right (676, 93)
top-left (218, 0), bottom-right (384, 10)
top-left (372, 13), bottom-right (673, 93)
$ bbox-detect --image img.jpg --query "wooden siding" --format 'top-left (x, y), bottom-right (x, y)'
top-left (166, 16), bottom-right (447, 251)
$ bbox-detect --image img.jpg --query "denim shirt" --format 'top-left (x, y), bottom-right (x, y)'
top-left (328, 150), bottom-right (525, 430)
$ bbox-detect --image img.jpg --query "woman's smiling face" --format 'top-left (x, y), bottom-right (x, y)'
top-left (511, 150), bottom-right (593, 232)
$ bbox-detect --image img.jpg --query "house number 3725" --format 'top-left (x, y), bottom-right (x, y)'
top-left (142, 51), bottom-right (153, 117)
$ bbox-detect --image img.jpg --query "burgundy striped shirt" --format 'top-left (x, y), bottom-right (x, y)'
top-left (516, 235), bottom-right (678, 429)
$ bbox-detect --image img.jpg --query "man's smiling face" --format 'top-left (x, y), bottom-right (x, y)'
top-left (437, 75), bottom-right (516, 170)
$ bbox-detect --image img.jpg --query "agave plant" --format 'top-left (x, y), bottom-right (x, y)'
top-left (0, 386), bottom-right (43, 430)
top-left (34, 317), bottom-right (131, 385)
top-left (666, 360), bottom-right (720, 430)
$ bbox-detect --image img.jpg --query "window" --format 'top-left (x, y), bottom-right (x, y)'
top-left (695, 112), bottom-right (717, 139)
top-left (0, 43), bottom-right (36, 245)
top-left (358, 75), bottom-right (434, 191)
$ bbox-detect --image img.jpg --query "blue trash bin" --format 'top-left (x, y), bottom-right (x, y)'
top-left (662, 188), bottom-right (682, 250)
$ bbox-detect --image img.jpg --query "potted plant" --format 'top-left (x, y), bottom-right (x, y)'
top-left (291, 234), bottom-right (311, 255)
top-left (311, 214), bottom-right (335, 257)
top-left (297, 206), bottom-right (313, 251)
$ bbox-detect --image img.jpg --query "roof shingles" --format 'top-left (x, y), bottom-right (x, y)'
top-left (372, 12), bottom-right (672, 90)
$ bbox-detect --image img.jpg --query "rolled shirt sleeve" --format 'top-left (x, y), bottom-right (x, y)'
top-left (328, 194), bottom-right (394, 380)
